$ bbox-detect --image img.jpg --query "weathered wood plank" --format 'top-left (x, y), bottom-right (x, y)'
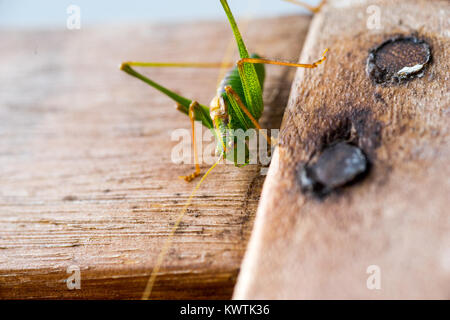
top-left (234, 0), bottom-right (450, 299)
top-left (0, 16), bottom-right (312, 299)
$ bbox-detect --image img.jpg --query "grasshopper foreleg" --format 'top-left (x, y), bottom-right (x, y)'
top-left (224, 86), bottom-right (276, 146)
top-left (179, 101), bottom-right (202, 182)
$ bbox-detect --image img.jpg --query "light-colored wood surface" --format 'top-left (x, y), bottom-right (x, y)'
top-left (235, 0), bottom-right (450, 299)
top-left (0, 16), bottom-right (312, 299)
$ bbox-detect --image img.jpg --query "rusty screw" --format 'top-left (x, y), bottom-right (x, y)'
top-left (367, 35), bottom-right (431, 84)
top-left (298, 142), bottom-right (368, 197)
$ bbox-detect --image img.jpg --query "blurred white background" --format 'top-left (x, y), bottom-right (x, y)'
top-left (0, 0), bottom-right (318, 28)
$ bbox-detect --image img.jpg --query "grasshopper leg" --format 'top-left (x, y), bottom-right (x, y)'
top-left (282, 0), bottom-right (326, 13)
top-left (179, 101), bottom-right (202, 182)
top-left (120, 61), bottom-right (236, 129)
top-left (224, 86), bottom-right (276, 146)
top-left (120, 60), bottom-right (238, 182)
top-left (237, 48), bottom-right (328, 71)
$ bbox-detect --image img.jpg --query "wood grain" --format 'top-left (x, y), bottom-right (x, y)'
top-left (0, 16), bottom-right (312, 299)
top-left (234, 0), bottom-right (450, 299)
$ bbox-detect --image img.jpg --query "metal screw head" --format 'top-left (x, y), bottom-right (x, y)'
top-left (367, 35), bottom-right (431, 84)
top-left (298, 142), bottom-right (368, 197)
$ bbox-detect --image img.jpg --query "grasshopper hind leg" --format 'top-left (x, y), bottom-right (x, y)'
top-left (120, 61), bottom-right (231, 182)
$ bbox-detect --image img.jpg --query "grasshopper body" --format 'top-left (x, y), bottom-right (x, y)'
top-left (121, 0), bottom-right (326, 180)
top-left (120, 0), bottom-right (327, 299)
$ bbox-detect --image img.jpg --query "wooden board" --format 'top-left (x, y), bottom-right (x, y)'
top-left (234, 0), bottom-right (450, 299)
top-left (0, 16), bottom-right (312, 299)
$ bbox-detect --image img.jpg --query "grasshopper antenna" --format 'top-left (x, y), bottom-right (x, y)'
top-left (141, 155), bottom-right (223, 300)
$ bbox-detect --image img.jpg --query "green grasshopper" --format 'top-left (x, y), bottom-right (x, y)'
top-left (121, 0), bottom-right (327, 183)
top-left (120, 0), bottom-right (327, 299)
